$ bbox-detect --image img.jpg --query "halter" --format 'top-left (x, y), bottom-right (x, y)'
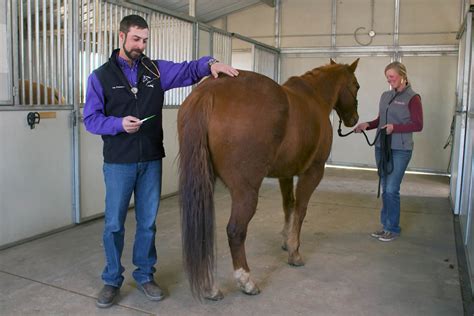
top-left (336, 85), bottom-right (374, 141)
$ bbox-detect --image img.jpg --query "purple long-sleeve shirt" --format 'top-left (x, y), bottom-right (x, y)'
top-left (83, 54), bottom-right (212, 135)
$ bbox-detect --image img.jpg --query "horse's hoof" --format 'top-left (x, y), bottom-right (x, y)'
top-left (288, 255), bottom-right (305, 267)
top-left (242, 284), bottom-right (260, 295)
top-left (204, 289), bottom-right (224, 301)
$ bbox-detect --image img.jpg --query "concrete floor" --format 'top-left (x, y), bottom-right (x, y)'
top-left (0, 168), bottom-right (463, 315)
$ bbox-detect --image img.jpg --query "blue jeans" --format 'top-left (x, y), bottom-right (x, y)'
top-left (101, 160), bottom-right (162, 287)
top-left (375, 147), bottom-right (412, 234)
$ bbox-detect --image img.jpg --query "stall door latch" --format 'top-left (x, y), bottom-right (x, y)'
top-left (27, 112), bottom-right (41, 129)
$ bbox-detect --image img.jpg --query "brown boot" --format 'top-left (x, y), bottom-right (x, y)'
top-left (138, 280), bottom-right (165, 301)
top-left (96, 285), bottom-right (120, 308)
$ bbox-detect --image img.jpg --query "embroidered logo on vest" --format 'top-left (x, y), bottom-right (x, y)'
top-left (142, 75), bottom-right (157, 88)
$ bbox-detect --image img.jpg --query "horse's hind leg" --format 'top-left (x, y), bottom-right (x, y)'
top-left (227, 188), bottom-right (260, 295)
top-left (287, 162), bottom-right (325, 266)
top-left (204, 285), bottom-right (224, 301)
top-left (279, 177), bottom-right (295, 251)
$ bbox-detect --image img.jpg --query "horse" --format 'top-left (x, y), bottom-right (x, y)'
top-left (18, 80), bottom-right (66, 105)
top-left (177, 59), bottom-right (360, 300)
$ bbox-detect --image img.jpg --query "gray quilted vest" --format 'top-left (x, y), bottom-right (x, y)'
top-left (376, 85), bottom-right (419, 150)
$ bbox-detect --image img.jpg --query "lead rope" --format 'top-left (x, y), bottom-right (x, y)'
top-left (376, 128), bottom-right (393, 198)
top-left (337, 120), bottom-right (381, 146)
top-left (338, 92), bottom-right (400, 197)
top-left (337, 120), bottom-right (391, 198)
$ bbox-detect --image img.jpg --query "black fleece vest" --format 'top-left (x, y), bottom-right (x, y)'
top-left (94, 49), bottom-right (165, 163)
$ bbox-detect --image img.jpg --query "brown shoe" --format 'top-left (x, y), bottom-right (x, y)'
top-left (378, 231), bottom-right (399, 242)
top-left (370, 229), bottom-right (385, 238)
top-left (138, 280), bottom-right (165, 301)
top-left (96, 285), bottom-right (120, 308)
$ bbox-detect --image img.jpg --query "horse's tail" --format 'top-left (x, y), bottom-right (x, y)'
top-left (177, 91), bottom-right (216, 299)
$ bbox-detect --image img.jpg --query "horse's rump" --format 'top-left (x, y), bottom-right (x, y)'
top-left (184, 71), bottom-right (290, 183)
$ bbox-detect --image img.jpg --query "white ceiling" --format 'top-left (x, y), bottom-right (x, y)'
top-left (127, 0), bottom-right (275, 22)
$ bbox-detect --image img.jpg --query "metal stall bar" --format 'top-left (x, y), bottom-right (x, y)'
top-left (63, 0), bottom-right (68, 102)
top-left (92, 0), bottom-right (97, 72)
top-left (102, 1), bottom-right (107, 65)
top-left (50, 0), bottom-right (55, 104)
top-left (331, 0), bottom-right (337, 49)
top-left (19, 0), bottom-right (25, 104)
top-left (35, 0), bottom-right (40, 104)
top-left (145, 11), bottom-right (193, 108)
top-left (280, 45), bottom-right (458, 56)
top-left (78, 0), bottom-right (149, 104)
top-left (213, 31), bottom-right (232, 65)
top-left (85, 0), bottom-right (90, 97)
top-left (79, 0), bottom-right (83, 102)
top-left (42, 0), bottom-right (47, 103)
top-left (394, 0), bottom-right (400, 51)
top-left (274, 0), bottom-right (281, 83)
top-left (72, 0), bottom-right (80, 223)
top-left (253, 45), bottom-right (278, 81)
top-left (15, 0), bottom-right (70, 106)
top-left (8, 0), bottom-right (17, 105)
top-left (27, 0), bottom-right (33, 103)
top-left (57, 0), bottom-right (62, 103)
top-left (450, 10), bottom-right (472, 216)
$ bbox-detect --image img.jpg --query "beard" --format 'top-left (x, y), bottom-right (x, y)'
top-left (122, 37), bottom-right (142, 60)
top-left (123, 45), bottom-right (142, 60)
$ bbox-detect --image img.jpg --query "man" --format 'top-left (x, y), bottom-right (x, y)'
top-left (83, 14), bottom-right (238, 308)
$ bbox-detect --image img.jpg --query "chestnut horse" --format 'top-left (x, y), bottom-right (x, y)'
top-left (178, 59), bottom-right (360, 300)
top-left (18, 80), bottom-right (66, 105)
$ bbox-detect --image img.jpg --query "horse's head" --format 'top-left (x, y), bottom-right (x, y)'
top-left (332, 58), bottom-right (360, 127)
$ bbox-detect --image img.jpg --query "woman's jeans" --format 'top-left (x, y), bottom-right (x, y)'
top-left (375, 147), bottom-right (412, 234)
top-left (101, 160), bottom-right (162, 287)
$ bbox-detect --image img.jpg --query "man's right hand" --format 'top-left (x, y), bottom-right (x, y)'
top-left (122, 116), bottom-right (142, 134)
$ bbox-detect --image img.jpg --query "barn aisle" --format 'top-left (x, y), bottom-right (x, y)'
top-left (0, 168), bottom-right (462, 315)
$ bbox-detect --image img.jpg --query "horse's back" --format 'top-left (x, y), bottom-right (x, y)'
top-left (180, 71), bottom-right (290, 186)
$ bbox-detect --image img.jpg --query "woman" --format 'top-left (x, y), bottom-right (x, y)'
top-left (354, 61), bottom-right (423, 242)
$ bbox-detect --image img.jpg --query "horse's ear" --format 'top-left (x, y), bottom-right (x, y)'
top-left (349, 58), bottom-right (360, 73)
top-left (330, 58), bottom-right (336, 65)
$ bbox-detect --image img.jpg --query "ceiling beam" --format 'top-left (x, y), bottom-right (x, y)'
top-left (200, 1), bottom-right (261, 22)
top-left (260, 0), bottom-right (276, 7)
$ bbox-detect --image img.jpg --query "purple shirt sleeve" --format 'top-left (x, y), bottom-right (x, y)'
top-left (157, 56), bottom-right (212, 91)
top-left (83, 56), bottom-right (212, 135)
top-left (83, 72), bottom-right (124, 136)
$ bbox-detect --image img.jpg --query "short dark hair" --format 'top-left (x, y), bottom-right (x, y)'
top-left (119, 15), bottom-right (148, 34)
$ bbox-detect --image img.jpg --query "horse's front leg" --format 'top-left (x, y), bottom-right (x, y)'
top-left (227, 189), bottom-right (260, 295)
top-left (279, 177), bottom-right (295, 251)
top-left (287, 162), bottom-right (325, 266)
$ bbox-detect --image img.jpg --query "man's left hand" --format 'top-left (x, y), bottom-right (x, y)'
top-left (211, 63), bottom-right (239, 78)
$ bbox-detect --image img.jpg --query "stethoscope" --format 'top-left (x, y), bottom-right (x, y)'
top-left (140, 55), bottom-right (161, 79)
